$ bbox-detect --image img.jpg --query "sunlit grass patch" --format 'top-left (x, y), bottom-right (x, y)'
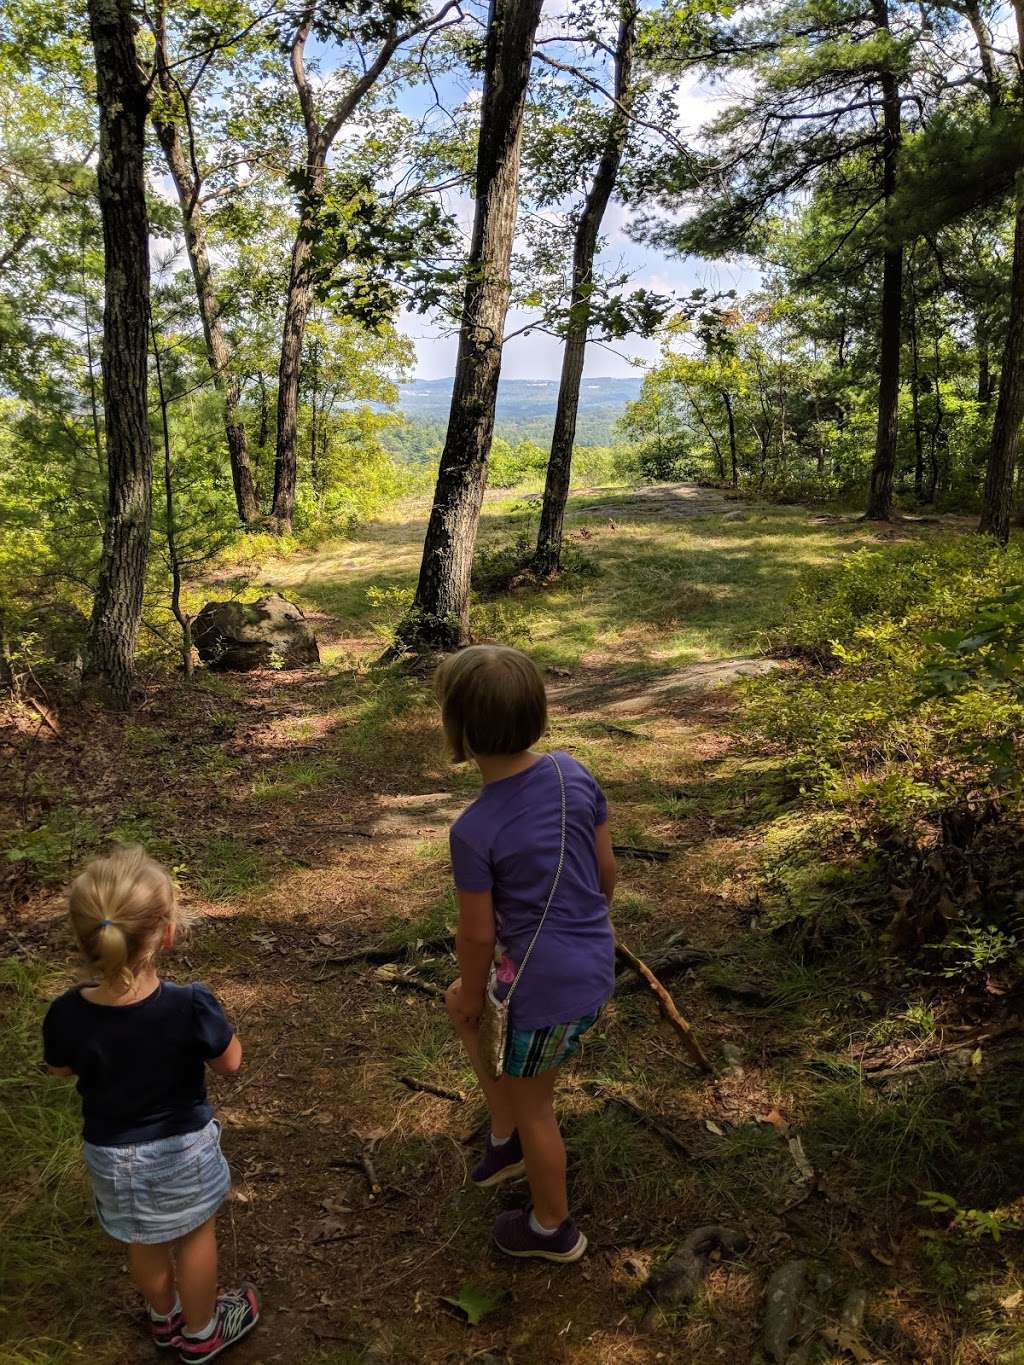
top-left (190, 835), bottom-right (271, 901)
top-left (250, 757), bottom-right (344, 803)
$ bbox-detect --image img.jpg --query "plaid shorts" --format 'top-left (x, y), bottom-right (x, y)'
top-left (504, 1011), bottom-right (601, 1079)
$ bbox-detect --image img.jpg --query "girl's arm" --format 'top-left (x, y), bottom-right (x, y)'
top-left (208, 1034), bottom-right (243, 1075)
top-left (455, 888), bottom-right (497, 1008)
top-left (595, 822), bottom-right (617, 907)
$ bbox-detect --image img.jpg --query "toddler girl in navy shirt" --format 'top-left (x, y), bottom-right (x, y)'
top-left (436, 646), bottom-right (617, 1262)
top-left (43, 845), bottom-right (260, 1360)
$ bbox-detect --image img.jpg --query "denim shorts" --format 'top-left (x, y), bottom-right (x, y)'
top-left (83, 1118), bottom-right (231, 1245)
top-left (504, 1011), bottom-right (601, 1078)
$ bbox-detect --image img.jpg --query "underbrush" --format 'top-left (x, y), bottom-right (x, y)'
top-left (0, 958), bottom-right (127, 1363)
top-left (743, 534), bottom-right (1024, 975)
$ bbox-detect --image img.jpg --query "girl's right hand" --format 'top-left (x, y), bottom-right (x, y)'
top-left (446, 978), bottom-right (485, 1030)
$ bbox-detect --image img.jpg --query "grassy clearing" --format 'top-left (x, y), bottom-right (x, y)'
top-left (5, 489), bottom-right (1024, 1361)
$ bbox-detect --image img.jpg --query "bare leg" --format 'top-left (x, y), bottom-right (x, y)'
top-left (175, 1216), bottom-right (219, 1333)
top-left (446, 980), bottom-right (517, 1138)
top-left (505, 1068), bottom-right (568, 1227)
top-left (127, 1242), bottom-right (176, 1316)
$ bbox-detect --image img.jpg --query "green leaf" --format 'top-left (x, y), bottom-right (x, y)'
top-left (438, 1283), bottom-right (509, 1326)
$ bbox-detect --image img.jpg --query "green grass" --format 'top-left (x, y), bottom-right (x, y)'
top-left (0, 959), bottom-right (133, 1364)
top-left (189, 835), bottom-right (270, 901)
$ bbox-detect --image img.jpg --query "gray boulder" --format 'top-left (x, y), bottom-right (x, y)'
top-left (194, 594), bottom-right (320, 671)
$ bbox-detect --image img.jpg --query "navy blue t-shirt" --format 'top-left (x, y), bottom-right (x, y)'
top-left (42, 980), bottom-right (233, 1147)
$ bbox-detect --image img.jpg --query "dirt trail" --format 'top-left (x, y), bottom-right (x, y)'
top-left (10, 487), bottom-right (983, 1364)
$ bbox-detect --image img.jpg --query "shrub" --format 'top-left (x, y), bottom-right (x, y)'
top-left (743, 534), bottom-right (1024, 965)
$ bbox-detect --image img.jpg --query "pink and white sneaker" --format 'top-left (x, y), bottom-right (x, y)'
top-left (150, 1306), bottom-right (186, 1349)
top-left (177, 1286), bottom-right (261, 1362)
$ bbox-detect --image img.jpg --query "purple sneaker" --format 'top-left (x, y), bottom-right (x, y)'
top-left (472, 1132), bottom-right (527, 1187)
top-left (493, 1208), bottom-right (588, 1262)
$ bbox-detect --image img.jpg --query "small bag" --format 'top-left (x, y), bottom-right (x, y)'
top-left (478, 755), bottom-right (567, 1081)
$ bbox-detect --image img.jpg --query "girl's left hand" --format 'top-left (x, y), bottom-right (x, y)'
top-left (446, 978), bottom-right (484, 1029)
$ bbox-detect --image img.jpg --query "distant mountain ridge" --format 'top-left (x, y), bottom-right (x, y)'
top-left (380, 375), bottom-right (645, 458)
top-left (393, 376), bottom-right (643, 425)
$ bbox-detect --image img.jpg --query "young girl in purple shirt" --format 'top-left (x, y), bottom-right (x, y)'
top-left (436, 645), bottom-right (617, 1262)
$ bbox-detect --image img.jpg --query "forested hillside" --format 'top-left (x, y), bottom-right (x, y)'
top-left (3, 0), bottom-right (1024, 1360)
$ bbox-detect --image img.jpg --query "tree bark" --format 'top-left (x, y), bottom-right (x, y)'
top-left (979, 7), bottom-right (1024, 542)
top-left (151, 10), bottom-right (259, 526)
top-left (533, 2), bottom-right (636, 576)
top-left (977, 321), bottom-right (992, 404)
top-left (270, 6), bottom-right (458, 532)
top-left (908, 261), bottom-right (924, 501)
top-left (722, 389), bottom-right (739, 487)
top-left (400, 0), bottom-right (545, 651)
top-left (865, 0), bottom-right (903, 521)
top-left (980, 186), bottom-right (1024, 542)
top-left (83, 0), bottom-right (153, 708)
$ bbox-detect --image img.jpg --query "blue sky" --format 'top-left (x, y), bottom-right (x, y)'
top-left (384, 24), bottom-right (761, 381)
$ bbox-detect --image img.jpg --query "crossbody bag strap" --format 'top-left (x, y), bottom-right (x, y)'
top-left (503, 754), bottom-right (567, 1006)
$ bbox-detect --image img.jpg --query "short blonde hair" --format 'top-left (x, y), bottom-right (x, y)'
top-left (434, 645), bottom-right (547, 763)
top-left (67, 845), bottom-right (176, 995)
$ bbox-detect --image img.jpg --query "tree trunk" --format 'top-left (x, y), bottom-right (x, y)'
top-left (722, 389), bottom-right (739, 487)
top-left (980, 188), bottom-right (1024, 542)
top-left (533, 2), bottom-right (636, 576)
top-left (83, 0), bottom-right (153, 708)
top-left (908, 263), bottom-right (924, 501)
top-left (152, 322), bottom-right (194, 678)
top-left (151, 13), bottom-right (259, 526)
top-left (865, 0), bottom-right (903, 521)
top-left (269, 10), bottom-right (433, 533)
top-left (400, 0), bottom-right (544, 652)
top-left (272, 218), bottom-right (318, 531)
top-left (977, 322), bottom-right (992, 403)
top-left (929, 331), bottom-right (943, 503)
top-left (963, 0), bottom-right (1001, 110)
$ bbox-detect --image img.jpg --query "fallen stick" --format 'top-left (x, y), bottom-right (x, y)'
top-left (614, 946), bottom-right (718, 991)
top-left (856, 1019), bottom-right (1022, 1077)
top-left (27, 698), bottom-right (61, 737)
top-left (587, 1083), bottom-right (692, 1159)
top-left (615, 941), bottom-right (715, 1073)
top-left (613, 845), bottom-right (672, 862)
top-left (359, 1151), bottom-right (382, 1197)
top-left (319, 932), bottom-right (455, 970)
top-left (376, 968), bottom-right (445, 999)
top-left (398, 1075), bottom-right (465, 1103)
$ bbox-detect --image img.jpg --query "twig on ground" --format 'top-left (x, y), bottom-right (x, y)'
top-left (614, 945), bottom-right (719, 991)
top-left (376, 966), bottom-right (445, 998)
top-left (587, 1082), bottom-right (692, 1158)
top-left (26, 698), bottom-right (61, 737)
top-left (319, 932), bottom-right (454, 971)
top-left (398, 1075), bottom-right (465, 1102)
top-left (615, 941), bottom-right (715, 1073)
top-left (613, 845), bottom-right (672, 862)
top-left (856, 1019), bottom-right (1022, 1079)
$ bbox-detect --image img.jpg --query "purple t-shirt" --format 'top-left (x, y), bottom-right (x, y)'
top-left (449, 752), bottom-right (615, 1030)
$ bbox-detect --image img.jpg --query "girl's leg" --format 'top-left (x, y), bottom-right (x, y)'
top-left (175, 1216), bottom-right (219, 1333)
top-left (446, 981), bottom-right (517, 1138)
top-left (127, 1242), bottom-right (177, 1316)
top-left (505, 1068), bottom-right (568, 1227)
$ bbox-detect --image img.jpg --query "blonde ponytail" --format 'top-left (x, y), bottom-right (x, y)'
top-left (67, 845), bottom-right (176, 995)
